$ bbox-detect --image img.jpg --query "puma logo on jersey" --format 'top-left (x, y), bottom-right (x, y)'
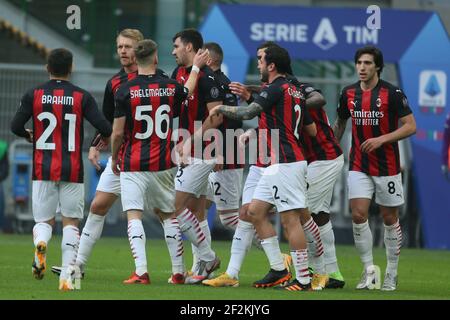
top-left (65, 243), bottom-right (77, 249)
top-left (208, 75), bottom-right (215, 80)
top-left (280, 199), bottom-right (289, 204)
top-left (350, 100), bottom-right (358, 108)
top-left (132, 234), bottom-right (143, 240)
top-left (165, 234), bottom-right (177, 240)
top-left (220, 198), bottom-right (227, 204)
top-left (177, 178), bottom-right (184, 185)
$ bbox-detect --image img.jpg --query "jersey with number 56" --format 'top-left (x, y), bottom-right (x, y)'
top-left (14, 79), bottom-right (111, 183)
top-left (114, 74), bottom-right (188, 172)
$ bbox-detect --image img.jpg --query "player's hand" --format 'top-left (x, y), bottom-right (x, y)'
top-left (213, 154), bottom-right (224, 172)
top-left (229, 82), bottom-right (251, 101)
top-left (111, 158), bottom-right (121, 175)
top-left (88, 147), bottom-right (101, 171)
top-left (238, 129), bottom-right (256, 147)
top-left (25, 129), bottom-right (33, 143)
top-left (442, 165), bottom-right (450, 181)
top-left (96, 136), bottom-right (110, 151)
top-left (209, 105), bottom-right (222, 119)
top-left (193, 48), bottom-right (209, 69)
top-left (360, 136), bottom-right (385, 153)
top-left (175, 141), bottom-right (191, 168)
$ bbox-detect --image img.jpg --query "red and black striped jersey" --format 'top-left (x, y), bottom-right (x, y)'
top-left (102, 68), bottom-right (168, 125)
top-left (297, 83), bottom-right (342, 163)
top-left (114, 74), bottom-right (189, 172)
top-left (171, 65), bottom-right (224, 135)
top-left (254, 76), bottom-right (312, 165)
top-left (337, 79), bottom-right (412, 176)
top-left (213, 69), bottom-right (244, 169)
top-left (14, 80), bottom-right (111, 183)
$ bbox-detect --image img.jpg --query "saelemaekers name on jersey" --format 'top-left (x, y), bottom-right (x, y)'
top-left (130, 88), bottom-right (176, 99)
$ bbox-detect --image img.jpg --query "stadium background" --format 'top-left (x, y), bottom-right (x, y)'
top-left (0, 0), bottom-right (449, 250)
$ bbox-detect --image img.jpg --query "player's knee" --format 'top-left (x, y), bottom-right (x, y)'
top-left (351, 208), bottom-right (368, 224)
top-left (238, 205), bottom-right (251, 221)
top-left (90, 199), bottom-right (110, 215)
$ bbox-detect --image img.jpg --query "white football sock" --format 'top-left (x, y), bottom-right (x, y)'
top-left (32, 222), bottom-right (52, 247)
top-left (226, 220), bottom-right (255, 279)
top-left (303, 218), bottom-right (325, 274)
top-left (219, 212), bottom-right (239, 231)
top-left (291, 249), bottom-right (310, 285)
top-left (353, 221), bottom-right (374, 269)
top-left (260, 236), bottom-right (285, 271)
top-left (163, 217), bottom-right (185, 274)
top-left (191, 219), bottom-right (211, 270)
top-left (177, 209), bottom-right (215, 261)
top-left (61, 225), bottom-right (80, 272)
top-left (127, 219), bottom-right (147, 276)
top-left (75, 213), bottom-right (105, 267)
top-left (319, 221), bottom-right (340, 274)
top-left (384, 220), bottom-right (402, 276)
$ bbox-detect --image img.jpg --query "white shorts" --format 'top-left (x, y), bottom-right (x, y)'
top-left (348, 171), bottom-right (404, 207)
top-left (207, 168), bottom-right (243, 210)
top-left (174, 157), bottom-right (216, 197)
top-left (242, 166), bottom-right (265, 205)
top-left (120, 168), bottom-right (176, 213)
top-left (32, 180), bottom-right (84, 222)
top-left (96, 156), bottom-right (121, 195)
top-left (253, 161), bottom-right (308, 213)
top-left (307, 154), bottom-right (344, 214)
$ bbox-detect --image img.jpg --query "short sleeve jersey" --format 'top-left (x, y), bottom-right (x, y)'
top-left (254, 76), bottom-right (313, 166)
top-left (337, 79), bottom-right (412, 176)
top-left (19, 80), bottom-right (107, 182)
top-left (171, 65), bottom-right (224, 135)
top-left (297, 82), bottom-right (342, 163)
top-left (114, 74), bottom-right (188, 172)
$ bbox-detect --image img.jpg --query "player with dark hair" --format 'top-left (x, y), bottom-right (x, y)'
top-left (50, 29), bottom-right (169, 281)
top-left (209, 46), bottom-right (318, 291)
top-left (202, 42), bottom-right (244, 242)
top-left (111, 39), bottom-right (209, 285)
top-left (11, 48), bottom-right (111, 290)
top-left (170, 29), bottom-right (223, 284)
top-left (333, 46), bottom-right (416, 291)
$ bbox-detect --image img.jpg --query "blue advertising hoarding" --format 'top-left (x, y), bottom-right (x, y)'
top-left (200, 4), bottom-right (450, 249)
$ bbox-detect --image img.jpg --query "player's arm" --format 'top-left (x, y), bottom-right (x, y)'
top-left (306, 91), bottom-right (326, 109)
top-left (83, 94), bottom-right (112, 140)
top-left (303, 107), bottom-right (317, 137)
top-left (360, 89), bottom-right (416, 153)
top-left (183, 49), bottom-right (209, 97)
top-left (229, 82), bottom-right (256, 104)
top-left (11, 91), bottom-right (33, 142)
top-left (333, 91), bottom-right (350, 141)
top-left (360, 114), bottom-right (416, 153)
top-left (110, 116), bottom-right (125, 175)
top-left (333, 117), bottom-right (348, 141)
top-left (210, 101), bottom-right (264, 121)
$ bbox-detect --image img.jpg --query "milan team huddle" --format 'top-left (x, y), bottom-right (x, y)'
top-left (11, 27), bottom-right (416, 292)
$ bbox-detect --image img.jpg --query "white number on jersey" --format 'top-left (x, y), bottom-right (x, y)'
top-left (134, 104), bottom-right (171, 140)
top-left (293, 104), bottom-right (302, 140)
top-left (36, 112), bottom-right (77, 151)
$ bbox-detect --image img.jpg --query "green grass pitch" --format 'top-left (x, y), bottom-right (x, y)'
top-left (1, 233), bottom-right (449, 300)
